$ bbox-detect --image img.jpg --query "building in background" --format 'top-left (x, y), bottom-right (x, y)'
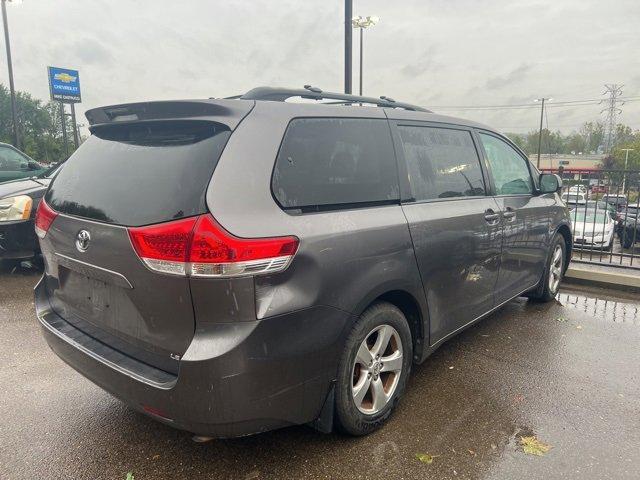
top-left (531, 154), bottom-right (605, 173)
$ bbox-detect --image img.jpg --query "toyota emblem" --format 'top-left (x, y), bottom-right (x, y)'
top-left (75, 230), bottom-right (91, 252)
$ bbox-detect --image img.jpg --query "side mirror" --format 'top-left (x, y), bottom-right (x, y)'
top-left (539, 173), bottom-right (562, 194)
top-left (27, 161), bottom-right (42, 171)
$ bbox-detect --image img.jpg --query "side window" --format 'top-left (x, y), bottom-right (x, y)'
top-left (479, 133), bottom-right (533, 195)
top-left (397, 125), bottom-right (485, 200)
top-left (0, 146), bottom-right (27, 170)
top-left (272, 118), bottom-right (399, 210)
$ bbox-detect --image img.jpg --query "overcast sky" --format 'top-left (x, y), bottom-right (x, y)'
top-left (2, 0), bottom-right (639, 134)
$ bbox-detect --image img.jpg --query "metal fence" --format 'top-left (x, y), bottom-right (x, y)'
top-left (541, 168), bottom-right (640, 269)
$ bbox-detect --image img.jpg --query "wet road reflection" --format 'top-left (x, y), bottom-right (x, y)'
top-left (1, 269), bottom-right (640, 480)
top-left (557, 290), bottom-right (640, 325)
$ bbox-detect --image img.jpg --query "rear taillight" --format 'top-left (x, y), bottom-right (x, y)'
top-left (34, 199), bottom-right (58, 239)
top-left (128, 214), bottom-right (299, 278)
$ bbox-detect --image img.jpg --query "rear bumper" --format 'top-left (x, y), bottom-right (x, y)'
top-left (573, 235), bottom-right (611, 249)
top-left (35, 277), bottom-right (351, 437)
top-left (0, 219), bottom-right (38, 260)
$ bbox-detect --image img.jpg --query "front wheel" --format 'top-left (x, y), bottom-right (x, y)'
top-left (528, 234), bottom-right (566, 302)
top-left (334, 302), bottom-right (412, 436)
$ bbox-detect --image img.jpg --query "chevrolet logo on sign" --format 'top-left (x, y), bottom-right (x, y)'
top-left (48, 66), bottom-right (81, 103)
top-left (54, 72), bottom-right (77, 83)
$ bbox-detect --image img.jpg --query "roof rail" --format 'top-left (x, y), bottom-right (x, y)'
top-left (239, 86), bottom-right (430, 112)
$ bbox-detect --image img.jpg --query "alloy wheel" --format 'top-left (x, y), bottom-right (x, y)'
top-left (548, 244), bottom-right (563, 294)
top-left (351, 324), bottom-right (403, 415)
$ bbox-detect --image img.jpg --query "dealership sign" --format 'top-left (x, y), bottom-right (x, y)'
top-left (47, 66), bottom-right (81, 103)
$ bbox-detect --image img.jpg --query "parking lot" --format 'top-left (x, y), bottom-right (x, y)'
top-left (1, 263), bottom-right (638, 480)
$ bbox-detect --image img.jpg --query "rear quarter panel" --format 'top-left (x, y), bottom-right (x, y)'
top-left (205, 101), bottom-right (428, 336)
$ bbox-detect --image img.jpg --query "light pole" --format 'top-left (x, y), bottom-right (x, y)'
top-left (352, 15), bottom-right (379, 96)
top-left (1, 0), bottom-right (21, 148)
top-left (534, 97), bottom-right (552, 169)
top-left (344, 0), bottom-right (352, 94)
top-left (621, 148), bottom-right (634, 193)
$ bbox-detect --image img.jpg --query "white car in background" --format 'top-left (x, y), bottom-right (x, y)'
top-left (571, 210), bottom-right (615, 250)
top-left (568, 185), bottom-right (587, 195)
top-left (562, 191), bottom-right (587, 205)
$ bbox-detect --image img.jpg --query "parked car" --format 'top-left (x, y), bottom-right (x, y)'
top-left (0, 142), bottom-right (47, 183)
top-left (617, 206), bottom-right (639, 248)
top-left (0, 163), bottom-right (63, 261)
top-left (568, 184), bottom-right (587, 195)
top-left (603, 193), bottom-right (628, 211)
top-left (571, 210), bottom-right (615, 250)
top-left (561, 191), bottom-right (587, 205)
top-left (580, 200), bottom-right (617, 220)
top-left (34, 87), bottom-right (572, 439)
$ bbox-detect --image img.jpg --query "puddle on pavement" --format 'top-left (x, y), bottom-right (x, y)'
top-left (556, 290), bottom-right (640, 326)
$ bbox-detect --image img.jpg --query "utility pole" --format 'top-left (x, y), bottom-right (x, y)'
top-left (352, 16), bottom-right (379, 96)
top-left (344, 0), bottom-right (352, 94)
top-left (601, 84), bottom-right (624, 153)
top-left (621, 148), bottom-right (634, 193)
top-left (70, 103), bottom-right (79, 149)
top-left (1, 0), bottom-right (19, 148)
top-left (534, 97), bottom-right (552, 169)
top-left (60, 102), bottom-right (69, 157)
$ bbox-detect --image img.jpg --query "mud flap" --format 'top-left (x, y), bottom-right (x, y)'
top-left (310, 382), bottom-right (335, 434)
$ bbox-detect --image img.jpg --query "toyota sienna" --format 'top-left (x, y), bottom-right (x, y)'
top-left (34, 86), bottom-right (572, 437)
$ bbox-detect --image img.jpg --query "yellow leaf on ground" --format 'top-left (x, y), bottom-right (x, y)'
top-left (416, 453), bottom-right (436, 464)
top-left (519, 436), bottom-right (552, 456)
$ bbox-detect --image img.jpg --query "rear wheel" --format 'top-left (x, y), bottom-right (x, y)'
top-left (620, 232), bottom-right (634, 249)
top-left (334, 302), bottom-right (412, 436)
top-left (528, 234), bottom-right (566, 302)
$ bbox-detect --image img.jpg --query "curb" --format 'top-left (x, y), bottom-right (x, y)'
top-left (564, 264), bottom-right (640, 293)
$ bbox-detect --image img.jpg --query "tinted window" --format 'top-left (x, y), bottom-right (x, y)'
top-left (46, 121), bottom-right (231, 226)
top-left (397, 126), bottom-right (485, 200)
top-left (479, 133), bottom-right (533, 195)
top-left (272, 118), bottom-right (399, 210)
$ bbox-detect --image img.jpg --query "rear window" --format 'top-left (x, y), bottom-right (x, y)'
top-left (272, 118), bottom-right (399, 211)
top-left (46, 121), bottom-right (230, 226)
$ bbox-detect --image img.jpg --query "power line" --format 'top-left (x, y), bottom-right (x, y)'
top-left (430, 96), bottom-right (640, 111)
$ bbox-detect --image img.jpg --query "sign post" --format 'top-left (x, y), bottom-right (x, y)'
top-left (47, 66), bottom-right (81, 156)
top-left (70, 103), bottom-right (79, 149)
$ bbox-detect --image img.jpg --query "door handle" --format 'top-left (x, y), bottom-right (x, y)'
top-left (503, 208), bottom-right (516, 221)
top-left (484, 209), bottom-right (500, 223)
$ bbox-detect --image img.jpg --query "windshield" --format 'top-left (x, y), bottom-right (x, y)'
top-left (573, 212), bottom-right (608, 224)
top-left (46, 121), bottom-right (231, 226)
top-left (39, 162), bottom-right (62, 178)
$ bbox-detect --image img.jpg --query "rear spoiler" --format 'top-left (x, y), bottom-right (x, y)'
top-left (85, 99), bottom-right (255, 131)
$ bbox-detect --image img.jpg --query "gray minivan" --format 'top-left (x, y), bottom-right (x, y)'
top-left (34, 87), bottom-right (572, 438)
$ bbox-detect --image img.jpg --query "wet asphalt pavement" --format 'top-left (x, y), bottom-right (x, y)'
top-left (1, 262), bottom-right (639, 480)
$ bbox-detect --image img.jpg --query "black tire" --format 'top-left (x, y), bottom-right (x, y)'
top-left (528, 234), bottom-right (566, 302)
top-left (621, 233), bottom-right (634, 249)
top-left (334, 302), bottom-right (413, 436)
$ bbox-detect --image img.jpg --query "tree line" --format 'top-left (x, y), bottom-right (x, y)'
top-left (0, 83), bottom-right (77, 164)
top-left (506, 123), bottom-right (640, 171)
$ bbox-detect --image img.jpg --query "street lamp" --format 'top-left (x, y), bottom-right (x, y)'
top-left (352, 15), bottom-right (379, 96)
top-left (1, 0), bottom-right (21, 148)
top-left (534, 97), bottom-right (552, 169)
top-left (620, 148), bottom-right (634, 193)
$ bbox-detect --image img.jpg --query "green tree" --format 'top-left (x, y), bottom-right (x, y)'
top-left (0, 84), bottom-right (76, 164)
top-left (610, 140), bottom-right (640, 170)
top-left (579, 121), bottom-right (604, 153)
